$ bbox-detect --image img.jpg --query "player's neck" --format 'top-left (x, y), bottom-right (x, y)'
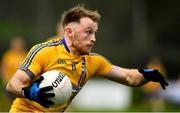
top-left (63, 36), bottom-right (82, 56)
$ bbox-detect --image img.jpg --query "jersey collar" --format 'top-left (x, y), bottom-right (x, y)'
top-left (62, 37), bottom-right (70, 53)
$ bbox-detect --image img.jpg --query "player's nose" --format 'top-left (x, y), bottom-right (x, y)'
top-left (90, 35), bottom-right (96, 42)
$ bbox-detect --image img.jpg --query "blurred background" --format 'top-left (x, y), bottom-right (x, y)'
top-left (0, 0), bottom-right (180, 112)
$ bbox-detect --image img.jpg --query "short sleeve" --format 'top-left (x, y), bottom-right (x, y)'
top-left (90, 53), bottom-right (112, 76)
top-left (20, 43), bottom-right (47, 79)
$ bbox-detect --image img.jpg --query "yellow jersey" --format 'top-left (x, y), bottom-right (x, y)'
top-left (10, 37), bottom-right (112, 112)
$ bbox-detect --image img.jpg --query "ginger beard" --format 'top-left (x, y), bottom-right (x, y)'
top-left (72, 30), bottom-right (93, 55)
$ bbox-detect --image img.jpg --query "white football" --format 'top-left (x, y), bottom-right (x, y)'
top-left (39, 70), bottom-right (72, 107)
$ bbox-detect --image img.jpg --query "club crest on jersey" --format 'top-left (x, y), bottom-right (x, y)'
top-left (71, 61), bottom-right (77, 71)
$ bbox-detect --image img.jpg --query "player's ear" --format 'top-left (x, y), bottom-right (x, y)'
top-left (65, 27), bottom-right (72, 34)
top-left (65, 27), bottom-right (73, 38)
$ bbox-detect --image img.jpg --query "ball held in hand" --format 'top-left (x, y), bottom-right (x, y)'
top-left (39, 70), bottom-right (72, 107)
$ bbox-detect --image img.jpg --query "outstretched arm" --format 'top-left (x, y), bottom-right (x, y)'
top-left (105, 65), bottom-right (168, 89)
top-left (105, 65), bottom-right (147, 87)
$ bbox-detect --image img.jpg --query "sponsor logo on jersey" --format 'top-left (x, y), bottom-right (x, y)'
top-left (57, 59), bottom-right (67, 64)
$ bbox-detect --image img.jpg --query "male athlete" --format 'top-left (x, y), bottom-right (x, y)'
top-left (6, 4), bottom-right (168, 112)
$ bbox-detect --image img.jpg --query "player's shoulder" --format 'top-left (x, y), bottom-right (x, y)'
top-left (43, 36), bottom-right (63, 47)
top-left (31, 37), bottom-right (63, 51)
top-left (90, 53), bottom-right (112, 64)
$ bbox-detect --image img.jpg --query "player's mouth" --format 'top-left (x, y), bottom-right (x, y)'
top-left (87, 43), bottom-right (94, 47)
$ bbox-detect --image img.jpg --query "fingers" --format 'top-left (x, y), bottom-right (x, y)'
top-left (39, 98), bottom-right (55, 108)
top-left (37, 85), bottom-right (55, 108)
top-left (164, 80), bottom-right (169, 86)
top-left (160, 80), bottom-right (169, 90)
top-left (39, 102), bottom-right (50, 108)
top-left (160, 82), bottom-right (166, 90)
top-left (43, 99), bottom-right (54, 105)
top-left (40, 92), bottom-right (55, 98)
top-left (39, 86), bottom-right (53, 92)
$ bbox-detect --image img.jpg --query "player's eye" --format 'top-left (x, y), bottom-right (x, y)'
top-left (85, 30), bottom-right (94, 36)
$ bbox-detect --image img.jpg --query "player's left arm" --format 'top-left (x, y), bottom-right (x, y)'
top-left (105, 65), bottom-right (169, 89)
top-left (105, 65), bottom-right (146, 87)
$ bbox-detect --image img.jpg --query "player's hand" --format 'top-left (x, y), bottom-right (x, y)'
top-left (21, 76), bottom-right (55, 108)
top-left (138, 68), bottom-right (169, 90)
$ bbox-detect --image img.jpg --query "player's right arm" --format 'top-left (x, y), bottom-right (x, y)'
top-left (6, 69), bottom-right (55, 108)
top-left (6, 42), bottom-right (56, 108)
top-left (6, 69), bottom-right (31, 97)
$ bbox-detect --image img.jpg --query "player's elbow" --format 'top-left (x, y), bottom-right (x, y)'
top-left (6, 78), bottom-right (18, 95)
